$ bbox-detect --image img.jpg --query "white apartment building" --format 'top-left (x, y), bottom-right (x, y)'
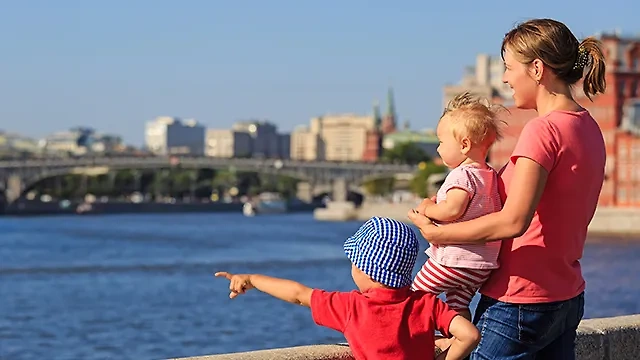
top-left (145, 117), bottom-right (205, 156)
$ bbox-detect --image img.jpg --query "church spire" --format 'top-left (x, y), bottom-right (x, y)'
top-left (381, 87), bottom-right (397, 134)
top-left (373, 100), bottom-right (382, 129)
top-left (386, 87), bottom-right (396, 120)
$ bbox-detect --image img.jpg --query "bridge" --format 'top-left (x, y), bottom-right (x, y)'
top-left (0, 156), bottom-right (416, 205)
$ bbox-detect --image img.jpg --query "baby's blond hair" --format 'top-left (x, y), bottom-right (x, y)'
top-left (440, 92), bottom-right (507, 149)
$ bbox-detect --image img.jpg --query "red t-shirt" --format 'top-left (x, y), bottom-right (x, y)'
top-left (310, 287), bottom-right (459, 360)
top-left (481, 110), bottom-right (606, 303)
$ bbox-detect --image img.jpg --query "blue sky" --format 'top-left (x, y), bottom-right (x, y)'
top-left (0, 0), bottom-right (637, 145)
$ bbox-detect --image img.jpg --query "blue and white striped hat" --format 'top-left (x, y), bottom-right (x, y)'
top-left (344, 216), bottom-right (419, 288)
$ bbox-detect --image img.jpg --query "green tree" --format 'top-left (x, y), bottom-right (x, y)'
top-left (409, 162), bottom-right (447, 198)
top-left (382, 142), bottom-right (431, 165)
top-left (362, 176), bottom-right (396, 196)
top-left (211, 169), bottom-right (238, 197)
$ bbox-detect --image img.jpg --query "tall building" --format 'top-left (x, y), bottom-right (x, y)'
top-left (483, 32), bottom-right (640, 207)
top-left (145, 117), bottom-right (205, 156)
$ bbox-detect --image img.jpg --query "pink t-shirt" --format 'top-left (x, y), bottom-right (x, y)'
top-left (481, 110), bottom-right (606, 303)
top-left (426, 164), bottom-right (503, 269)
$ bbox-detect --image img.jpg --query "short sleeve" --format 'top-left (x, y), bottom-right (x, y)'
top-left (310, 289), bottom-right (353, 333)
top-left (432, 297), bottom-right (459, 337)
top-left (511, 118), bottom-right (559, 172)
top-left (439, 167), bottom-right (474, 198)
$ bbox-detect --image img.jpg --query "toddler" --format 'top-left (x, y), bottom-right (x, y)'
top-left (412, 91), bottom-right (505, 322)
top-left (216, 217), bottom-right (480, 360)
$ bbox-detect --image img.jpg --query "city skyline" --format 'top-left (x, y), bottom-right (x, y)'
top-left (1, 1), bottom-right (638, 145)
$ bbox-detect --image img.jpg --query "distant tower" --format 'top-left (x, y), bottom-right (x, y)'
top-left (373, 100), bottom-right (382, 130)
top-left (381, 87), bottom-right (397, 134)
top-left (362, 100), bottom-right (384, 162)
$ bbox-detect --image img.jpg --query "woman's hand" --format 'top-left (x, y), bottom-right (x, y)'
top-left (407, 208), bottom-right (440, 243)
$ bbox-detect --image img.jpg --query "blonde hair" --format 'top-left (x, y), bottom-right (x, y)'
top-left (501, 18), bottom-right (607, 100)
top-left (440, 92), bottom-right (507, 149)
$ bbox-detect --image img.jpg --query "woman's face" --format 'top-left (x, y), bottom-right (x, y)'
top-left (502, 48), bottom-right (538, 109)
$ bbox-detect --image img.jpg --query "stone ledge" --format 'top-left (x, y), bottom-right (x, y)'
top-left (171, 344), bottom-right (353, 360)
top-left (173, 314), bottom-right (640, 360)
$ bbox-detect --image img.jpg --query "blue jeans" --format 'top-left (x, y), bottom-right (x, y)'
top-left (469, 292), bottom-right (584, 360)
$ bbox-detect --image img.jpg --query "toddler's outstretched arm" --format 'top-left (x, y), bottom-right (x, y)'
top-left (215, 272), bottom-right (313, 307)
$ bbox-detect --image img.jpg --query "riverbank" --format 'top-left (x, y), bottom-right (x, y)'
top-left (2, 199), bottom-right (319, 217)
top-left (326, 201), bottom-right (640, 236)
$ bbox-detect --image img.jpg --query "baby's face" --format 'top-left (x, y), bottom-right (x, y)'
top-left (436, 116), bottom-right (467, 168)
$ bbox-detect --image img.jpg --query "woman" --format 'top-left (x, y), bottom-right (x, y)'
top-left (408, 18), bottom-right (607, 359)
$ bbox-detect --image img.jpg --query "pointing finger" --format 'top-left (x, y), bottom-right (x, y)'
top-left (215, 272), bottom-right (233, 279)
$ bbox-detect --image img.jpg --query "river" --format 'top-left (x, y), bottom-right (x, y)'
top-left (1, 213), bottom-right (639, 360)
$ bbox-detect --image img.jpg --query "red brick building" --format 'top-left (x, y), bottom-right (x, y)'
top-left (487, 33), bottom-right (640, 207)
top-left (363, 88), bottom-right (398, 162)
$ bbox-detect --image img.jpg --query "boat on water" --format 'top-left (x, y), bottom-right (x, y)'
top-left (243, 192), bottom-right (287, 216)
top-left (242, 202), bottom-right (256, 216)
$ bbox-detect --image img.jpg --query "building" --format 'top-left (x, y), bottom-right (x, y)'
top-left (145, 117), bottom-right (205, 156)
top-left (278, 133), bottom-right (291, 160)
top-left (231, 120), bottom-right (290, 159)
top-left (0, 131), bottom-right (39, 157)
top-left (477, 32), bottom-right (640, 207)
top-left (40, 127), bottom-right (124, 156)
top-left (290, 114), bottom-right (377, 162)
top-left (443, 54), bottom-right (512, 110)
top-left (232, 120), bottom-right (282, 158)
top-left (298, 114), bottom-right (377, 162)
top-left (362, 102), bottom-right (384, 162)
top-left (382, 128), bottom-right (440, 160)
top-left (290, 125), bottom-right (324, 161)
top-left (205, 129), bottom-right (252, 158)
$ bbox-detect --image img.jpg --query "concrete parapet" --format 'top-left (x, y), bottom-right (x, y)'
top-left (314, 201), bottom-right (356, 221)
top-left (173, 314), bottom-right (640, 360)
top-left (356, 202), bottom-right (640, 236)
top-left (577, 314), bottom-right (640, 360)
top-left (171, 345), bottom-right (353, 360)
top-left (588, 207), bottom-right (640, 236)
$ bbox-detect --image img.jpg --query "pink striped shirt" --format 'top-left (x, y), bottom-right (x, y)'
top-left (426, 164), bottom-right (502, 269)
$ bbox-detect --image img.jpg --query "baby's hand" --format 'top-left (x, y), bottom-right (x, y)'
top-left (416, 196), bottom-right (437, 214)
top-left (215, 272), bottom-right (255, 298)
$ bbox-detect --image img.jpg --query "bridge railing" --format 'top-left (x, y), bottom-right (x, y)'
top-left (0, 156), bottom-right (417, 172)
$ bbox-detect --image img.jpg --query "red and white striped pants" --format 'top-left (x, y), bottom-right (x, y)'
top-left (411, 258), bottom-right (492, 311)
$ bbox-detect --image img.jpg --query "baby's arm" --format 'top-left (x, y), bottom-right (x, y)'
top-left (215, 272), bottom-right (313, 307)
top-left (422, 188), bottom-right (470, 222)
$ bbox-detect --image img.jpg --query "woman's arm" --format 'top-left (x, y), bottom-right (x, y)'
top-left (414, 157), bottom-right (549, 245)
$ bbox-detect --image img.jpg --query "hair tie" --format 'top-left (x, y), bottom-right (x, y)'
top-left (573, 45), bottom-right (589, 71)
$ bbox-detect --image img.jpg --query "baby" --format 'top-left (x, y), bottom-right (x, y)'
top-left (412, 91), bottom-right (505, 322)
